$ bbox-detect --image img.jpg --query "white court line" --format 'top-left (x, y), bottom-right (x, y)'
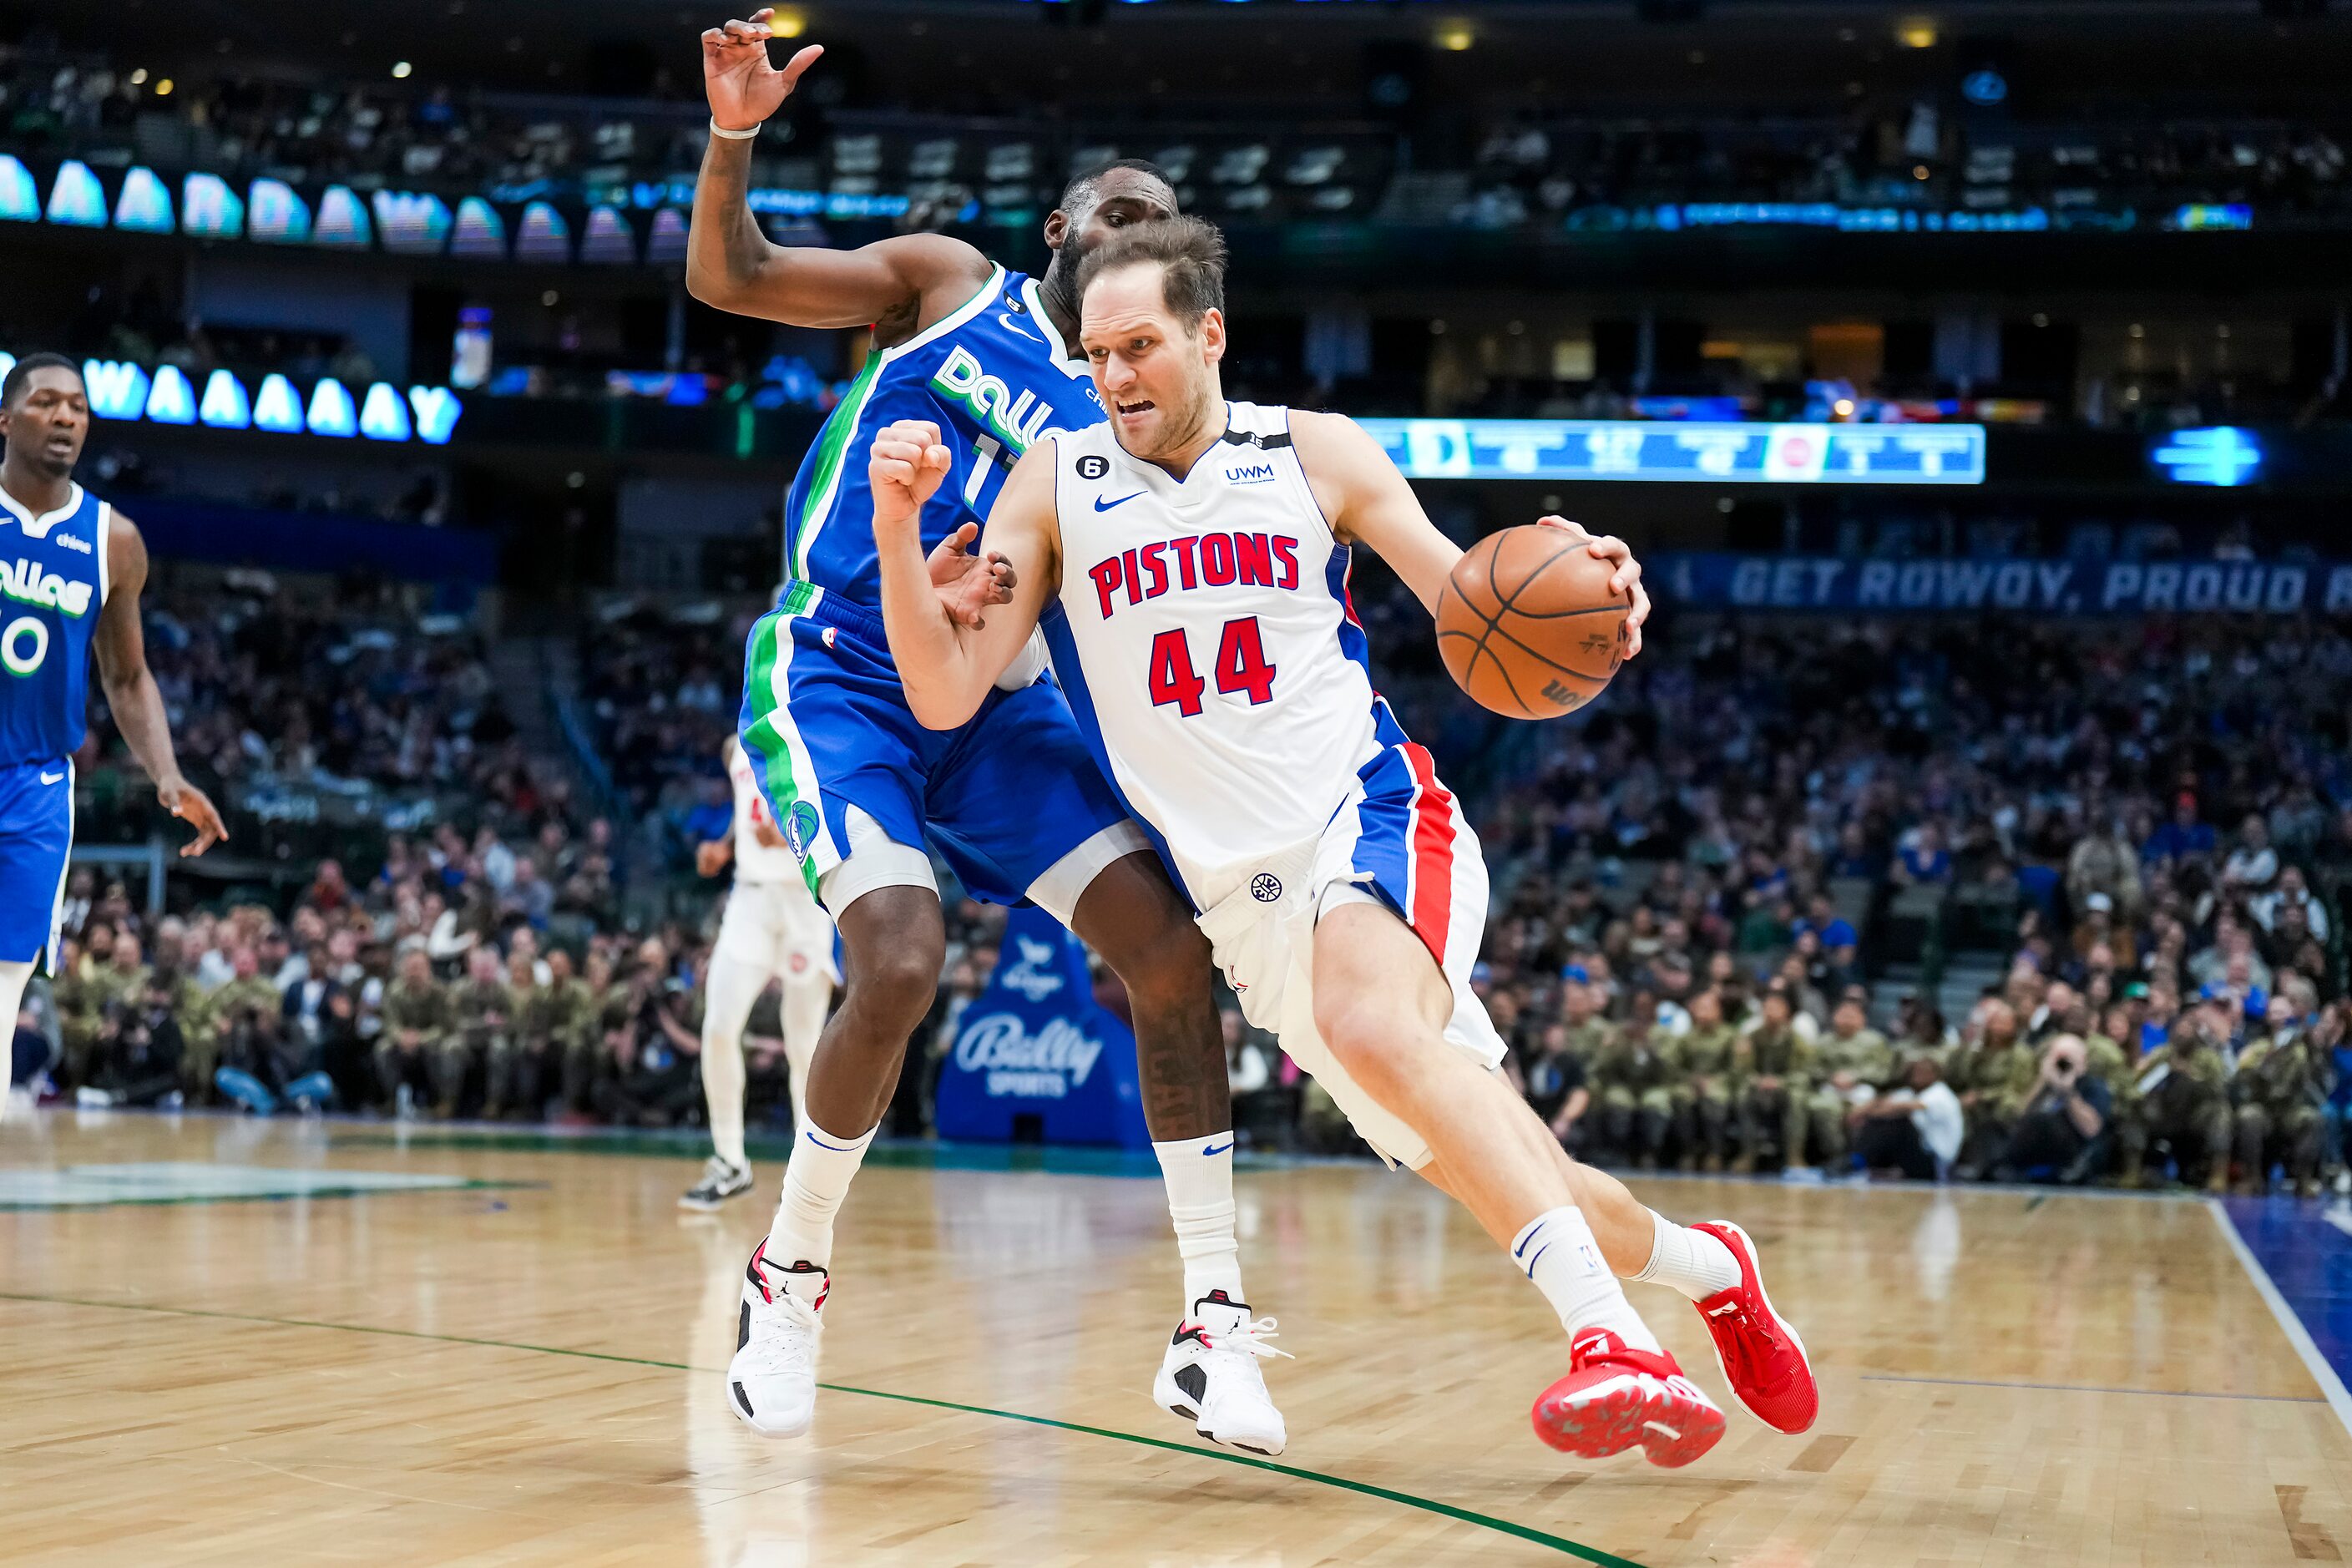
top-left (2208, 1197), bottom-right (2352, 1442)
top-left (2323, 1203), bottom-right (2352, 1240)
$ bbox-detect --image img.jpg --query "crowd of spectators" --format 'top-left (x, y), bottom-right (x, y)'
top-left (8, 48), bottom-right (2351, 237)
top-left (21, 569), bottom-right (2352, 1197)
top-left (1462, 108), bottom-right (2350, 228)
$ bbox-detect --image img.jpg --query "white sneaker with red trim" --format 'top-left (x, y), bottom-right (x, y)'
top-left (726, 1240), bottom-right (828, 1438)
top-left (1151, 1290), bottom-right (1292, 1456)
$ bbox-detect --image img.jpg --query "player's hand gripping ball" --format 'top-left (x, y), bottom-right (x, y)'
top-left (1437, 519), bottom-right (1636, 719)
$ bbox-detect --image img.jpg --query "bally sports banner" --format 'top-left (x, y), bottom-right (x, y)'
top-left (1657, 552), bottom-right (2352, 617)
top-left (932, 908), bottom-right (1152, 1149)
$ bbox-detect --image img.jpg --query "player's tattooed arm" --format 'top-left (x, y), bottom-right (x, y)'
top-left (690, 14), bottom-right (991, 336)
top-left (92, 514), bottom-right (226, 857)
top-left (869, 422), bottom-right (1058, 729)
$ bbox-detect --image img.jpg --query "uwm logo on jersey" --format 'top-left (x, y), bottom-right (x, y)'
top-left (1085, 531), bottom-right (1303, 620)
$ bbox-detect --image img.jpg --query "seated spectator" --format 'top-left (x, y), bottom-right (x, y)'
top-left (1995, 1034), bottom-right (2112, 1184)
top-left (1854, 1055), bottom-right (1964, 1181)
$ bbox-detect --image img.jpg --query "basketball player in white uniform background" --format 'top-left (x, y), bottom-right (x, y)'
top-left (861, 216), bottom-right (1821, 1467)
top-left (682, 734), bottom-right (837, 1210)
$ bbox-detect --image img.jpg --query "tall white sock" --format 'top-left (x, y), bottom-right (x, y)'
top-left (768, 1118), bottom-right (878, 1268)
top-left (780, 978), bottom-right (829, 1138)
top-left (1152, 1134), bottom-right (1244, 1310)
top-left (0, 959), bottom-right (32, 1100)
top-left (1630, 1209), bottom-right (1743, 1302)
top-left (1512, 1206), bottom-right (1662, 1353)
top-left (700, 953), bottom-right (766, 1171)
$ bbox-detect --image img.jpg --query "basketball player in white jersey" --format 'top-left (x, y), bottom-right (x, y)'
top-left (864, 217), bottom-right (1819, 1466)
top-left (681, 734), bottom-right (838, 1210)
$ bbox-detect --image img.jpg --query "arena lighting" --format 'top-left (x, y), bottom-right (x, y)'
top-left (0, 352), bottom-right (464, 447)
top-left (1358, 418), bottom-right (1985, 484)
top-left (2150, 427), bottom-right (2262, 486)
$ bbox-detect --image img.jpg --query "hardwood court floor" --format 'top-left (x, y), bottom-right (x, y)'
top-left (3, 1111), bottom-right (2349, 1567)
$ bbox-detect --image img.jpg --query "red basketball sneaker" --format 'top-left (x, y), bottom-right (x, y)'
top-left (1531, 1329), bottom-right (1727, 1468)
top-left (1688, 1219), bottom-right (1818, 1435)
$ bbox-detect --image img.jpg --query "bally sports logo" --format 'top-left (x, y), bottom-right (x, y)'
top-left (954, 1013), bottom-right (1105, 1099)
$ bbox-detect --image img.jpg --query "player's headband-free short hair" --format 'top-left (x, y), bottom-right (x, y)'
top-left (1058, 157), bottom-right (1176, 217)
top-left (1075, 215), bottom-right (1228, 331)
top-left (2, 351), bottom-right (80, 407)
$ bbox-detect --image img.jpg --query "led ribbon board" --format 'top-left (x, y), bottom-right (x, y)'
top-left (1358, 419), bottom-right (1986, 484)
top-left (0, 352), bottom-right (462, 446)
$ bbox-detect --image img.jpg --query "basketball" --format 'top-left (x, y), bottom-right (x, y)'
top-left (1436, 525), bottom-right (1631, 720)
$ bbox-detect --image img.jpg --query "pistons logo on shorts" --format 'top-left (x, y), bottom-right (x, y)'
top-left (1250, 873), bottom-right (1282, 903)
top-left (784, 801), bottom-right (822, 862)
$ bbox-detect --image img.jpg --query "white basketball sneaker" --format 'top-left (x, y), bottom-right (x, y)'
top-left (680, 1156), bottom-right (754, 1211)
top-left (726, 1240), bottom-right (828, 1437)
top-left (1151, 1291), bottom-right (1292, 1456)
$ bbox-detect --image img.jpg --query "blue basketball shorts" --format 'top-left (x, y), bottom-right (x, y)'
top-left (0, 756), bottom-right (73, 969)
top-left (736, 584), bottom-right (1142, 918)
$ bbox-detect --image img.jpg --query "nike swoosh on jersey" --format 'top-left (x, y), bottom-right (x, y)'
top-left (1094, 493), bottom-right (1146, 512)
top-left (39, 771), bottom-right (64, 784)
top-left (999, 313), bottom-right (1041, 341)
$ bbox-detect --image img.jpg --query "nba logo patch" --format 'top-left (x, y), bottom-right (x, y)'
top-left (784, 801), bottom-right (822, 862)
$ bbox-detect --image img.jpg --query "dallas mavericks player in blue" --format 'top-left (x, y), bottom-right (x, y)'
top-left (0, 354), bottom-right (225, 1105)
top-left (691, 16), bottom-right (1288, 1454)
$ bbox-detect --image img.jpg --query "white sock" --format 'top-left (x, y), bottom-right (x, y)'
top-left (781, 979), bottom-right (829, 1138)
top-left (1512, 1206), bottom-right (1661, 1353)
top-left (767, 1118), bottom-right (878, 1268)
top-left (1630, 1209), bottom-right (1743, 1302)
top-left (1152, 1133), bottom-right (1244, 1310)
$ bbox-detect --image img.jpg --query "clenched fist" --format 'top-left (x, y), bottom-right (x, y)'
top-left (870, 419), bottom-right (954, 531)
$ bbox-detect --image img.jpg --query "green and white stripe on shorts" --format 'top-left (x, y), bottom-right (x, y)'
top-left (740, 586), bottom-right (837, 901)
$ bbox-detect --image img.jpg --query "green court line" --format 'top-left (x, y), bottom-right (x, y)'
top-left (0, 1288), bottom-right (1646, 1567)
top-left (0, 1179), bottom-right (532, 1212)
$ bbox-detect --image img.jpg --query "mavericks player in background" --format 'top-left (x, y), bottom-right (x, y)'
top-left (681, 734), bottom-right (837, 1211)
top-left (695, 15), bottom-right (1290, 1453)
top-left (870, 219), bottom-right (1818, 1467)
top-left (0, 353), bottom-right (225, 1104)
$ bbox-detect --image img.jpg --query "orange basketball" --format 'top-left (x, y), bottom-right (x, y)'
top-left (1435, 525), bottom-right (1630, 719)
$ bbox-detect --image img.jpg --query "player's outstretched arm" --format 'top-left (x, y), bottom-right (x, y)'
top-left (1289, 409), bottom-right (1652, 656)
top-left (869, 420), bottom-right (1055, 730)
top-left (92, 514), bottom-right (225, 857)
top-left (687, 13), bottom-right (990, 331)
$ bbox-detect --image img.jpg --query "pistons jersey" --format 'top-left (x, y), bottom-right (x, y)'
top-left (0, 483), bottom-right (109, 768)
top-left (783, 263), bottom-right (1100, 615)
top-left (1039, 402), bottom-right (1397, 895)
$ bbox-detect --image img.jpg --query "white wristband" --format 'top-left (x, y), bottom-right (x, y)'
top-left (710, 118), bottom-right (761, 140)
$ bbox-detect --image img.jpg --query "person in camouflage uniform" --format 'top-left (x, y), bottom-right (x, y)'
top-left (1736, 984), bottom-right (1815, 1173)
top-left (67, 929), bottom-right (153, 1088)
top-left (2232, 1002), bottom-right (2329, 1196)
top-left (450, 944), bottom-right (518, 1119)
top-left (206, 945), bottom-right (291, 1104)
top-left (48, 936), bottom-right (103, 1089)
top-left (2086, 1003), bottom-right (2147, 1183)
top-left (564, 948), bottom-right (626, 1115)
top-left (1804, 993), bottom-right (1894, 1171)
top-left (2137, 1003), bottom-right (2234, 1190)
top-left (377, 948), bottom-right (456, 1116)
top-left (1950, 999), bottom-right (2036, 1174)
top-left (1671, 987), bottom-right (1742, 1171)
top-left (1593, 991), bottom-right (1676, 1167)
top-left (513, 947), bottom-right (590, 1120)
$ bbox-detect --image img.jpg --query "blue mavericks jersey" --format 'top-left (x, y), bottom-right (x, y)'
top-left (0, 482), bottom-right (107, 768)
top-left (783, 264), bottom-right (1105, 612)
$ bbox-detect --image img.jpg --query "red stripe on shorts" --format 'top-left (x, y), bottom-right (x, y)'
top-left (1400, 743), bottom-right (1456, 966)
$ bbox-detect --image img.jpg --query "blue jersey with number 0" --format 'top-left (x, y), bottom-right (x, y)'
top-left (782, 264), bottom-right (1104, 613)
top-left (0, 483), bottom-right (108, 768)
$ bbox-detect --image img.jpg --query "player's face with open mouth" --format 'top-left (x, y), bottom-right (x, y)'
top-left (3, 369), bottom-right (89, 478)
top-left (1081, 267), bottom-right (1217, 463)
